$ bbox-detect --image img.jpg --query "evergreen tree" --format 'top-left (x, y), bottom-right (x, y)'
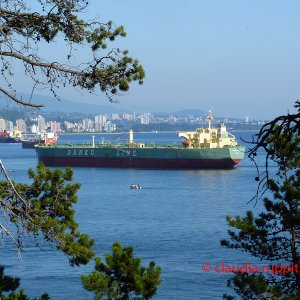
top-left (0, 266), bottom-right (49, 299)
top-left (221, 102), bottom-right (300, 299)
top-left (0, 162), bottom-right (94, 298)
top-left (81, 242), bottom-right (161, 300)
top-left (0, 162), bottom-right (95, 265)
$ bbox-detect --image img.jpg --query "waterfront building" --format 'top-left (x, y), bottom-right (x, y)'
top-left (122, 113), bottom-right (134, 121)
top-left (104, 121), bottom-right (116, 132)
top-left (37, 115), bottom-right (46, 132)
top-left (49, 121), bottom-right (61, 132)
top-left (95, 114), bottom-right (107, 132)
top-left (111, 113), bottom-right (120, 120)
top-left (6, 120), bottom-right (13, 131)
top-left (16, 119), bottom-right (27, 133)
top-left (0, 118), bottom-right (6, 131)
top-left (31, 124), bottom-right (38, 133)
top-left (140, 113), bottom-right (152, 125)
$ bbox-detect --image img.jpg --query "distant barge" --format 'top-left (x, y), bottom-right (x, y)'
top-left (35, 112), bottom-right (245, 169)
top-left (0, 130), bottom-right (21, 143)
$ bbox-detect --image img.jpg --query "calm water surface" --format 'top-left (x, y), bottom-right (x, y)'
top-left (0, 131), bottom-right (267, 299)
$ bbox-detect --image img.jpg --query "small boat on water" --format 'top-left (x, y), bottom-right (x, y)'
top-left (130, 184), bottom-right (142, 189)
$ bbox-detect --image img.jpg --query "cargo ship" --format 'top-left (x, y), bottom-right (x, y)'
top-left (35, 113), bottom-right (245, 169)
top-left (22, 130), bottom-right (58, 149)
top-left (0, 130), bottom-right (22, 143)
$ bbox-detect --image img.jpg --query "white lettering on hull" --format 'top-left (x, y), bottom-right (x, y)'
top-left (66, 149), bottom-right (95, 156)
top-left (116, 150), bottom-right (137, 157)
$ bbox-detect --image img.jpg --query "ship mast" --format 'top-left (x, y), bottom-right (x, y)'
top-left (129, 129), bottom-right (134, 144)
top-left (206, 110), bottom-right (213, 130)
top-left (92, 135), bottom-right (95, 148)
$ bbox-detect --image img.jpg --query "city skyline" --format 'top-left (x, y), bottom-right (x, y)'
top-left (0, 110), bottom-right (263, 135)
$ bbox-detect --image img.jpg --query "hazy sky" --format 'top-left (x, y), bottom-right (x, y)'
top-left (12, 1), bottom-right (300, 119)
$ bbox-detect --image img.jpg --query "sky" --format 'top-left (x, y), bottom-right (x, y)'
top-left (10, 0), bottom-right (300, 119)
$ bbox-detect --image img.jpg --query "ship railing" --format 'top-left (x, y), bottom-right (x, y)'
top-left (100, 143), bottom-right (183, 149)
top-left (37, 143), bottom-right (184, 149)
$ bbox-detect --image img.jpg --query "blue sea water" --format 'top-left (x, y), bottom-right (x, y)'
top-left (0, 131), bottom-right (269, 299)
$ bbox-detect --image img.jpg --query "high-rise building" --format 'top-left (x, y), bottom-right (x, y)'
top-left (37, 115), bottom-right (46, 132)
top-left (6, 121), bottom-right (13, 131)
top-left (111, 113), bottom-right (120, 120)
top-left (0, 118), bottom-right (6, 131)
top-left (82, 119), bottom-right (94, 132)
top-left (244, 116), bottom-right (251, 123)
top-left (122, 113), bottom-right (134, 121)
top-left (31, 124), bottom-right (38, 133)
top-left (48, 121), bottom-right (61, 132)
top-left (95, 115), bottom-right (107, 132)
top-left (140, 113), bottom-right (152, 125)
top-left (104, 121), bottom-right (116, 132)
top-left (16, 119), bottom-right (27, 133)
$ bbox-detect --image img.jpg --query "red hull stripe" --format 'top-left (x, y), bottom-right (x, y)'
top-left (38, 156), bottom-right (241, 169)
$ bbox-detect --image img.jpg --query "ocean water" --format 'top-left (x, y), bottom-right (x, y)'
top-left (0, 131), bottom-right (269, 299)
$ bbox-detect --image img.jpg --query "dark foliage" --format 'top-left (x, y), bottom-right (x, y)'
top-left (0, 162), bottom-right (95, 266)
top-left (222, 102), bottom-right (300, 299)
top-left (81, 242), bottom-right (161, 300)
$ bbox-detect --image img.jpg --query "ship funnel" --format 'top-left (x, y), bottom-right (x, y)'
top-left (129, 129), bottom-right (134, 144)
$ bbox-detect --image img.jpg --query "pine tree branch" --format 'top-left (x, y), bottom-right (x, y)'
top-left (0, 160), bottom-right (32, 211)
top-left (0, 86), bottom-right (43, 108)
top-left (247, 101), bottom-right (300, 202)
top-left (0, 51), bottom-right (84, 76)
top-left (0, 223), bottom-right (19, 248)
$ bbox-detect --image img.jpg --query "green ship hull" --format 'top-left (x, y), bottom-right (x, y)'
top-left (35, 144), bottom-right (245, 169)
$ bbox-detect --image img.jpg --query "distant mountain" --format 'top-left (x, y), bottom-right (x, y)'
top-left (1, 93), bottom-right (214, 117)
top-left (3, 93), bottom-right (134, 114)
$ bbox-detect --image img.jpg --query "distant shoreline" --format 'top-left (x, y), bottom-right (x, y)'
top-left (59, 129), bottom-right (260, 135)
top-left (59, 131), bottom-right (176, 135)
